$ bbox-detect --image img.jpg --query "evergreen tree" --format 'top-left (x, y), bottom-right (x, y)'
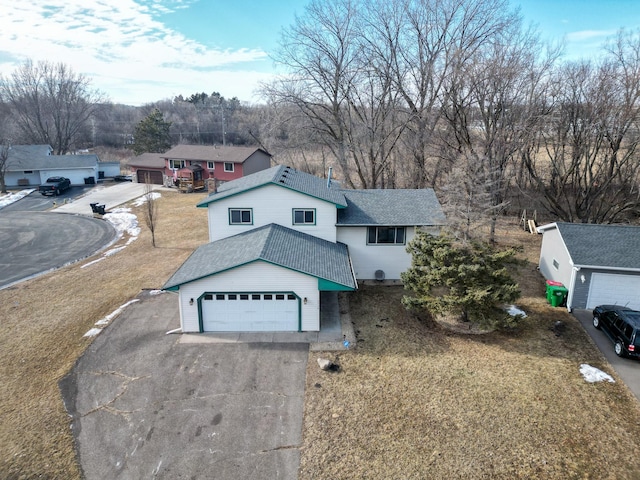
top-left (401, 232), bottom-right (523, 329)
top-left (131, 108), bottom-right (172, 155)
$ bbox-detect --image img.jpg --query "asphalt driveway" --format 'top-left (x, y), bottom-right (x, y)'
top-left (574, 309), bottom-right (640, 400)
top-left (60, 291), bottom-right (309, 479)
top-left (0, 211), bottom-right (117, 289)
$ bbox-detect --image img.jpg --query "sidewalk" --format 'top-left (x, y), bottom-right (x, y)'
top-left (53, 182), bottom-right (166, 215)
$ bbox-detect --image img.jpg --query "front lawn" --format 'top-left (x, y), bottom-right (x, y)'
top-left (300, 225), bottom-right (640, 479)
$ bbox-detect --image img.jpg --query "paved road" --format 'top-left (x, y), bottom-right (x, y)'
top-left (574, 309), bottom-right (640, 400)
top-left (0, 211), bottom-right (117, 289)
top-left (60, 292), bottom-right (309, 480)
top-left (0, 186), bottom-right (94, 213)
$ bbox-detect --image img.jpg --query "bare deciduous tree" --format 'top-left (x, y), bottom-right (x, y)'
top-left (143, 176), bottom-right (159, 247)
top-left (0, 59), bottom-right (108, 154)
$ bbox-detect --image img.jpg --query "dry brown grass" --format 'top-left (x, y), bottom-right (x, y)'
top-left (300, 220), bottom-right (640, 480)
top-left (0, 190), bottom-right (209, 479)
top-left (3, 195), bottom-right (640, 479)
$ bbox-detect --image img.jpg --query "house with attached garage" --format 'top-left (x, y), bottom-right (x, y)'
top-left (3, 144), bottom-right (119, 187)
top-left (127, 145), bottom-right (271, 186)
top-left (163, 164), bottom-right (446, 333)
top-left (537, 222), bottom-right (640, 312)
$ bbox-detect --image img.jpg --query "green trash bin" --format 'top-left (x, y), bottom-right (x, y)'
top-left (545, 280), bottom-right (563, 303)
top-left (549, 286), bottom-right (568, 307)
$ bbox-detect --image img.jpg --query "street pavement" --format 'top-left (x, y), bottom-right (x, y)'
top-left (60, 291), bottom-right (309, 480)
top-left (573, 309), bottom-right (640, 400)
top-left (0, 211), bottom-right (116, 289)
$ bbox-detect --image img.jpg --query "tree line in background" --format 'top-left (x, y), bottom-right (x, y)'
top-left (1, 0), bottom-right (640, 242)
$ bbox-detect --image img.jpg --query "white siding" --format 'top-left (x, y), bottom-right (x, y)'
top-left (207, 184), bottom-right (337, 243)
top-left (337, 226), bottom-right (418, 280)
top-left (40, 168), bottom-right (98, 185)
top-left (538, 227), bottom-right (573, 287)
top-left (177, 261), bottom-right (320, 332)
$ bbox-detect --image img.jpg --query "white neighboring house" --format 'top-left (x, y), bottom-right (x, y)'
top-left (537, 222), bottom-right (640, 312)
top-left (3, 144), bottom-right (119, 187)
top-left (163, 165), bottom-right (446, 333)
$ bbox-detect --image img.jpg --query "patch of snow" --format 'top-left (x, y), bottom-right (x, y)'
top-left (95, 299), bottom-right (140, 326)
top-left (81, 257), bottom-right (105, 269)
top-left (506, 305), bottom-right (527, 317)
top-left (166, 327), bottom-right (182, 334)
top-left (104, 246), bottom-right (127, 257)
top-left (580, 364), bottom-right (615, 383)
top-left (149, 290), bottom-right (164, 296)
top-left (83, 328), bottom-right (102, 337)
top-left (0, 189), bottom-right (36, 209)
top-left (104, 207), bottom-right (141, 238)
top-left (133, 192), bottom-right (161, 207)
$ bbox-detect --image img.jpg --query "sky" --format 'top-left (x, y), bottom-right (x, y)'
top-left (0, 0), bottom-right (639, 107)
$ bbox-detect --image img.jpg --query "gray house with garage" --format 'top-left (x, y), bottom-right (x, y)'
top-left (4, 144), bottom-right (119, 187)
top-left (537, 222), bottom-right (640, 311)
top-left (163, 164), bottom-right (446, 333)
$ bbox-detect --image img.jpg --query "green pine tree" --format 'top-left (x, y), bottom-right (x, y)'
top-left (131, 108), bottom-right (172, 155)
top-left (401, 232), bottom-right (523, 329)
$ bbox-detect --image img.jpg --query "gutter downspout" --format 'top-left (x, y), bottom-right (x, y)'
top-left (567, 265), bottom-right (579, 312)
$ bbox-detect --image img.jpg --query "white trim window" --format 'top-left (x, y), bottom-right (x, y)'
top-left (207, 161), bottom-right (215, 170)
top-left (229, 208), bottom-right (252, 225)
top-left (169, 159), bottom-right (185, 170)
top-left (367, 226), bottom-right (406, 245)
top-left (224, 162), bottom-right (234, 172)
top-left (293, 208), bottom-right (316, 225)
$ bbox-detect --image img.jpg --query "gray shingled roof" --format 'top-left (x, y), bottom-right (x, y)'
top-left (337, 189), bottom-right (446, 226)
top-left (163, 224), bottom-right (357, 290)
top-left (163, 145), bottom-right (270, 163)
top-left (6, 145), bottom-right (99, 171)
top-left (127, 153), bottom-right (164, 168)
top-left (197, 165), bottom-right (348, 208)
top-left (557, 222), bottom-right (640, 270)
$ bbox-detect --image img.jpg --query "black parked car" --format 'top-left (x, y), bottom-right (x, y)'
top-left (592, 305), bottom-right (640, 359)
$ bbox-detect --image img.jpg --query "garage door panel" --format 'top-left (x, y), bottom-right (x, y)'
top-left (136, 170), bottom-right (163, 184)
top-left (587, 273), bottom-right (640, 310)
top-left (202, 293), bottom-right (299, 332)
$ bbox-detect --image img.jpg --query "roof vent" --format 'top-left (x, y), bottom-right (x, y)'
top-left (374, 270), bottom-right (385, 281)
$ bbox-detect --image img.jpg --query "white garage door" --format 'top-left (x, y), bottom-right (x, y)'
top-left (201, 293), bottom-right (299, 332)
top-left (587, 273), bottom-right (640, 310)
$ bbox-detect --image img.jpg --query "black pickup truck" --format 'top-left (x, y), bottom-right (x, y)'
top-left (39, 177), bottom-right (71, 196)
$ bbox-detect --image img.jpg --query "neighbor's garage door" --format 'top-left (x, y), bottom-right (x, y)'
top-left (587, 273), bottom-right (640, 310)
top-left (136, 169), bottom-right (163, 184)
top-left (201, 293), bottom-right (299, 332)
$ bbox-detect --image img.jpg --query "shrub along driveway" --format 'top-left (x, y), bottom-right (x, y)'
top-left (60, 291), bottom-right (308, 480)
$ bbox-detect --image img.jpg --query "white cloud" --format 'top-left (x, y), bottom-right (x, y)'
top-left (0, 1), bottom-right (273, 105)
top-left (566, 29), bottom-right (617, 42)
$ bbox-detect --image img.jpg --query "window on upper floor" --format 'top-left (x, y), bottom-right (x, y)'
top-left (367, 226), bottom-right (406, 245)
top-left (207, 161), bottom-right (215, 170)
top-left (293, 208), bottom-right (316, 225)
top-left (169, 159), bottom-right (185, 169)
top-left (229, 208), bottom-right (252, 225)
top-left (224, 162), bottom-right (234, 172)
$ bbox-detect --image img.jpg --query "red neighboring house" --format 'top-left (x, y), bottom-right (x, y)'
top-left (128, 145), bottom-right (272, 187)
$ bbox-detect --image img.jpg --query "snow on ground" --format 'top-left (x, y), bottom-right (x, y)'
top-left (506, 305), bottom-right (528, 317)
top-left (580, 364), bottom-right (615, 383)
top-left (104, 207), bottom-right (141, 237)
top-left (84, 299), bottom-right (141, 337)
top-left (81, 207), bottom-right (141, 268)
top-left (0, 189), bottom-right (35, 209)
top-left (133, 192), bottom-right (161, 207)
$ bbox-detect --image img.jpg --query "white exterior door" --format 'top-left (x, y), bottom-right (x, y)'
top-left (587, 273), bottom-right (640, 310)
top-left (201, 293), bottom-right (299, 332)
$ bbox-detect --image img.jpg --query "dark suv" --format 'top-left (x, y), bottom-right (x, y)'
top-left (592, 305), bottom-right (640, 359)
